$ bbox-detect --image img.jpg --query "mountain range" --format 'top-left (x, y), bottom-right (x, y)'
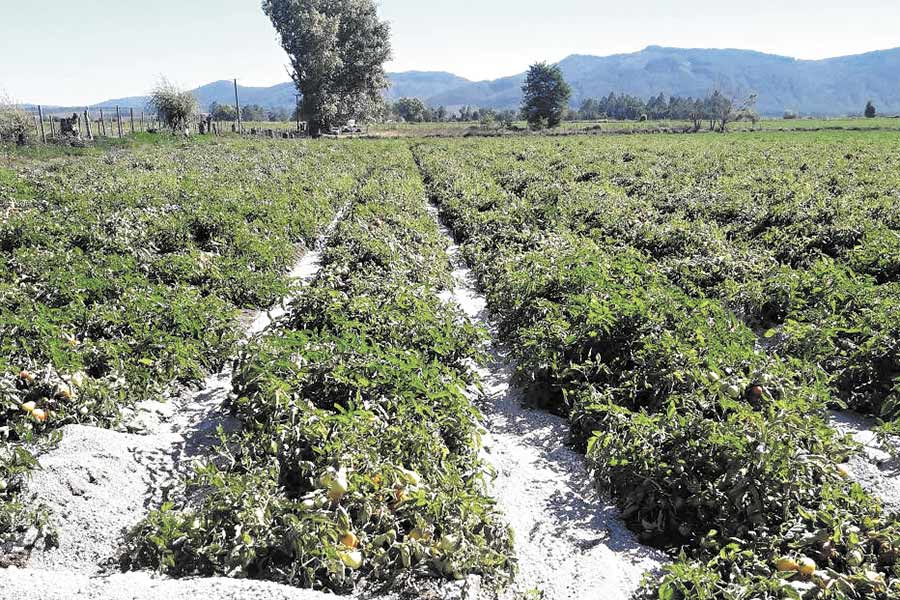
top-left (29, 46), bottom-right (900, 117)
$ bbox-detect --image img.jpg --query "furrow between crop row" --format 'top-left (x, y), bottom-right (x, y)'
top-left (122, 143), bottom-right (515, 597)
top-left (425, 199), bottom-right (667, 600)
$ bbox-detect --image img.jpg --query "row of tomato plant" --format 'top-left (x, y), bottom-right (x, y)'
top-left (123, 142), bottom-right (514, 593)
top-left (436, 134), bottom-right (900, 423)
top-left (0, 138), bottom-right (362, 555)
top-left (412, 135), bottom-right (900, 599)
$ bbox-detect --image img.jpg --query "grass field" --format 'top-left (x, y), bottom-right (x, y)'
top-left (1, 128), bottom-right (899, 598)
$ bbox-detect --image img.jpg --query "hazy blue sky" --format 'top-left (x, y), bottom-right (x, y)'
top-left (3, 0), bottom-right (899, 105)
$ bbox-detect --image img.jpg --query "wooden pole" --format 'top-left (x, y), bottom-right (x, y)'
top-left (99, 108), bottom-right (106, 136)
top-left (37, 105), bottom-right (46, 143)
top-left (140, 111), bottom-right (144, 132)
top-left (116, 106), bottom-right (123, 137)
top-left (234, 79), bottom-right (242, 134)
top-left (129, 108), bottom-right (135, 134)
top-left (84, 109), bottom-right (93, 139)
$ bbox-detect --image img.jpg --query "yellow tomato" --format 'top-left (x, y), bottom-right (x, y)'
top-left (338, 549), bottom-right (363, 569)
top-left (797, 556), bottom-right (817, 576)
top-left (776, 557), bottom-right (800, 572)
top-left (321, 468), bottom-right (349, 503)
top-left (55, 384), bottom-right (74, 401)
top-left (399, 467), bottom-right (421, 486)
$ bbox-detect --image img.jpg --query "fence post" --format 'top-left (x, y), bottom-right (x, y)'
top-left (98, 108), bottom-right (105, 136)
top-left (37, 105), bottom-right (47, 143)
top-left (84, 109), bottom-right (93, 139)
top-left (140, 111), bottom-right (144, 132)
top-left (130, 108), bottom-right (135, 134)
top-left (116, 106), bottom-right (123, 137)
top-left (234, 79), bottom-right (242, 134)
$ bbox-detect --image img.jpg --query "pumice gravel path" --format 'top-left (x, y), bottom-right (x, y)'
top-left (428, 204), bottom-right (666, 600)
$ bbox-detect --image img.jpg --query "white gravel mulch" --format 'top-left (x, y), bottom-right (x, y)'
top-left (430, 205), bottom-right (666, 600)
top-left (828, 410), bottom-right (900, 514)
top-left (0, 568), bottom-right (332, 600)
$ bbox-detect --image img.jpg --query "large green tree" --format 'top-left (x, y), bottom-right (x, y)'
top-left (263, 0), bottom-right (391, 137)
top-left (865, 100), bottom-right (877, 118)
top-left (521, 62), bottom-right (571, 129)
top-left (393, 97), bottom-right (427, 123)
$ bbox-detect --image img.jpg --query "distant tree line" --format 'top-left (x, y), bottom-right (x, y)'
top-left (208, 102), bottom-right (293, 122)
top-left (387, 89), bottom-right (757, 132)
top-left (387, 98), bottom-right (517, 125)
top-left (572, 91), bottom-right (757, 128)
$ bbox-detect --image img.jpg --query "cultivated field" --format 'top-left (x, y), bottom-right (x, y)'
top-left (154, 116), bottom-right (900, 140)
top-left (1, 129), bottom-right (899, 599)
top-left (369, 117), bottom-right (900, 137)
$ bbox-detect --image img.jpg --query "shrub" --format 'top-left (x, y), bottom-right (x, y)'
top-left (0, 93), bottom-right (31, 144)
top-left (149, 78), bottom-right (198, 133)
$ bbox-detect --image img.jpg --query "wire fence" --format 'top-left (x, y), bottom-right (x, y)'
top-left (19, 105), bottom-right (308, 143)
top-left (21, 106), bottom-right (159, 141)
top-left (16, 81), bottom-right (306, 143)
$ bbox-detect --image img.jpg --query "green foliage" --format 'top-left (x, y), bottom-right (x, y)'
top-left (208, 102), bottom-right (237, 121)
top-left (149, 78), bottom-right (198, 132)
top-left (240, 104), bottom-right (268, 122)
top-left (521, 62), bottom-right (571, 129)
top-left (0, 137), bottom-right (361, 553)
top-left (263, 0), bottom-right (392, 136)
top-left (0, 93), bottom-right (30, 144)
top-left (394, 97), bottom-right (428, 123)
top-left (124, 143), bottom-right (514, 593)
top-left (866, 101), bottom-right (877, 118)
top-left (413, 133), bottom-right (900, 599)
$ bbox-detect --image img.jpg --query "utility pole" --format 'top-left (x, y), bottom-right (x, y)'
top-left (234, 79), bottom-right (242, 134)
